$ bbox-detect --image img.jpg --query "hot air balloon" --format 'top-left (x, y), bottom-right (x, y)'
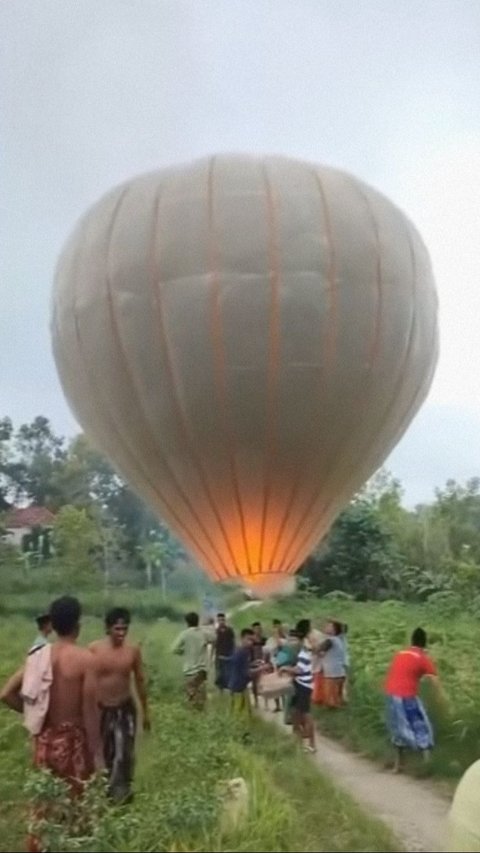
top-left (52, 154), bottom-right (438, 596)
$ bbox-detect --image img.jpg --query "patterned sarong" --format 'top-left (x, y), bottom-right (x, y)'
top-left (100, 698), bottom-right (137, 802)
top-left (34, 722), bottom-right (93, 792)
top-left (28, 723), bottom-right (93, 851)
top-left (185, 670), bottom-right (207, 710)
top-left (386, 695), bottom-right (434, 751)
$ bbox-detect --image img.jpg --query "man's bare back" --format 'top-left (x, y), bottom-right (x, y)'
top-left (0, 596), bottom-right (101, 776)
top-left (47, 641), bottom-right (95, 727)
top-left (89, 639), bottom-right (139, 707)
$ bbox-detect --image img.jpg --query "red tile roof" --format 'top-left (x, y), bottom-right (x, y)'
top-left (6, 506), bottom-right (56, 529)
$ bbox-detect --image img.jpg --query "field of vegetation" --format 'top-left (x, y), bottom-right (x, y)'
top-left (2, 416), bottom-right (480, 848)
top-left (0, 605), bottom-right (399, 853)
top-left (244, 594), bottom-right (480, 782)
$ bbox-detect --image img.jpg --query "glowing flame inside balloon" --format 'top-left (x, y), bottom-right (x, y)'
top-left (52, 154), bottom-right (438, 595)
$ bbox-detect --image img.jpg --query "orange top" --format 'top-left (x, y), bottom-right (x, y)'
top-left (385, 647), bottom-right (437, 698)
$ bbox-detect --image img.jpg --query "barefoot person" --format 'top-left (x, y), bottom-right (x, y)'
top-left (171, 611), bottom-right (215, 709)
top-left (0, 596), bottom-right (98, 852)
top-left (89, 607), bottom-right (149, 802)
top-left (281, 619), bottom-right (316, 753)
top-left (385, 627), bottom-right (443, 773)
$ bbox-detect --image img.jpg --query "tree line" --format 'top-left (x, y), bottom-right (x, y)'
top-left (0, 416), bottom-right (190, 595)
top-left (1, 415), bottom-right (479, 607)
top-left (303, 469), bottom-right (480, 607)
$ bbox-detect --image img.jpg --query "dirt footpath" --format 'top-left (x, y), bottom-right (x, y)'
top-left (232, 601), bottom-right (451, 851)
top-left (262, 709), bottom-right (451, 852)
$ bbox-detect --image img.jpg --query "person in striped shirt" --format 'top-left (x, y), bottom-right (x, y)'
top-left (280, 619), bottom-right (316, 753)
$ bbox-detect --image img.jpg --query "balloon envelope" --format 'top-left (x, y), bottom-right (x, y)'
top-left (52, 154), bottom-right (438, 595)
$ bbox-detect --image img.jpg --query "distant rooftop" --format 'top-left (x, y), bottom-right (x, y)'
top-left (6, 506), bottom-right (56, 529)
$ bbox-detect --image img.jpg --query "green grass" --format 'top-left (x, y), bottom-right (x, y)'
top-left (239, 596), bottom-right (480, 782)
top-left (0, 611), bottom-right (399, 852)
top-left (0, 559), bottom-right (245, 621)
top-left (0, 588), bottom-right (186, 621)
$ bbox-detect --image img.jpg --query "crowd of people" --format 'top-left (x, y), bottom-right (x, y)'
top-left (171, 611), bottom-right (351, 754)
top-left (0, 596), bottom-right (444, 849)
top-left (171, 610), bottom-right (445, 772)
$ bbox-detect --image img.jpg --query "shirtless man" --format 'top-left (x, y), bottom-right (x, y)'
top-left (89, 607), bottom-right (149, 802)
top-left (0, 596), bottom-right (99, 852)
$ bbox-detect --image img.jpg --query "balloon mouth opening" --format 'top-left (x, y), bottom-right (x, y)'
top-left (241, 573), bottom-right (296, 599)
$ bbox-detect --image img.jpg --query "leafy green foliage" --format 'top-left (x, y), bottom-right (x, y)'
top-left (51, 506), bottom-right (102, 589)
top-left (302, 469), bottom-right (480, 604)
top-left (0, 416), bottom-right (212, 596)
top-left (0, 416), bottom-right (66, 507)
top-left (304, 499), bottom-right (402, 600)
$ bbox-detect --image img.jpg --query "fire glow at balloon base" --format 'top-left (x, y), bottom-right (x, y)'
top-left (52, 153), bottom-right (438, 591)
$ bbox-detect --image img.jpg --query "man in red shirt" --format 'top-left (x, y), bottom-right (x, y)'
top-left (384, 627), bottom-right (444, 773)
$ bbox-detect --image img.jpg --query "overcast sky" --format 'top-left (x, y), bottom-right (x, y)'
top-left (1, 0), bottom-right (479, 506)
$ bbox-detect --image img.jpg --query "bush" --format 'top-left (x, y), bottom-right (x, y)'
top-left (322, 590), bottom-right (355, 602)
